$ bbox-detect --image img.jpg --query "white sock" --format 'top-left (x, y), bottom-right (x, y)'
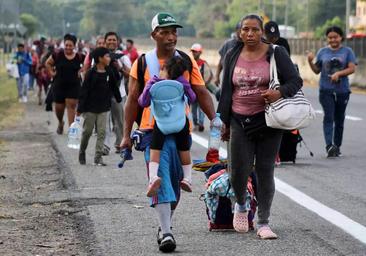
top-left (155, 203), bottom-right (172, 235)
top-left (182, 164), bottom-right (192, 183)
top-left (149, 162), bottom-right (159, 183)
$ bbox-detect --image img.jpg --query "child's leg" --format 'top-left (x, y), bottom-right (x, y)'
top-left (179, 150), bottom-right (192, 183)
top-left (175, 120), bottom-right (192, 192)
top-left (147, 124), bottom-right (165, 197)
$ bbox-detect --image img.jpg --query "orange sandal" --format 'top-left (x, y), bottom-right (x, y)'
top-left (233, 211), bottom-right (249, 233)
top-left (257, 226), bottom-right (278, 239)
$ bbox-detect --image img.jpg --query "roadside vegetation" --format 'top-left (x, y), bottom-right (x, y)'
top-left (0, 68), bottom-right (24, 130)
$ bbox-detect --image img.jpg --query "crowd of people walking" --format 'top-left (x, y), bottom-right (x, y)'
top-left (6, 11), bottom-right (357, 253)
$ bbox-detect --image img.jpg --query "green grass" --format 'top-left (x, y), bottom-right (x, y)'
top-left (0, 67), bottom-right (24, 130)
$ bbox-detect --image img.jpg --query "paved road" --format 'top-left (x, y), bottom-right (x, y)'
top-left (41, 86), bottom-right (366, 255)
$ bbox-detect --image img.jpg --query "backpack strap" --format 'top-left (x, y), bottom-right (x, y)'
top-left (136, 54), bottom-right (146, 126)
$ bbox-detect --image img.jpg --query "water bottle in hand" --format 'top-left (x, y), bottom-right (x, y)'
top-left (206, 113), bottom-right (222, 163)
top-left (118, 148), bottom-right (133, 168)
top-left (67, 117), bottom-right (82, 149)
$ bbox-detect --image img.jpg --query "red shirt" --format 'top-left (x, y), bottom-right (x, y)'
top-left (123, 47), bottom-right (139, 64)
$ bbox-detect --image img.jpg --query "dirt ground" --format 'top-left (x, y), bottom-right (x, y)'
top-left (0, 96), bottom-right (92, 256)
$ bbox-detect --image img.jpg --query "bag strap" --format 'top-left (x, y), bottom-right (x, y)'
top-left (269, 45), bottom-right (280, 90)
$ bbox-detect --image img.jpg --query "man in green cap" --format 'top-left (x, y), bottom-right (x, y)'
top-left (121, 12), bottom-right (216, 253)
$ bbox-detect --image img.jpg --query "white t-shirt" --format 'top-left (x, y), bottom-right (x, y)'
top-left (116, 52), bottom-right (131, 98)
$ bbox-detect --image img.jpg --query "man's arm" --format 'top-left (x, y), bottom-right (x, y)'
top-left (120, 76), bottom-right (140, 149)
top-left (214, 58), bottom-right (223, 86)
top-left (191, 84), bottom-right (215, 120)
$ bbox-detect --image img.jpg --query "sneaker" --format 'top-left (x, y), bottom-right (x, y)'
top-left (18, 98), bottom-right (23, 103)
top-left (156, 227), bottom-right (173, 245)
top-left (327, 145), bottom-right (339, 158)
top-left (146, 176), bottom-right (161, 197)
top-left (79, 152), bottom-right (86, 165)
top-left (94, 157), bottom-right (107, 166)
top-left (22, 96), bottom-right (28, 103)
top-left (159, 233), bottom-right (176, 253)
top-left (335, 146), bottom-right (342, 157)
top-left (198, 125), bottom-right (204, 132)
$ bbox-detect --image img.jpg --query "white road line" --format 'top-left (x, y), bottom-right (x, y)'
top-left (315, 109), bottom-right (363, 121)
top-left (192, 133), bottom-right (366, 244)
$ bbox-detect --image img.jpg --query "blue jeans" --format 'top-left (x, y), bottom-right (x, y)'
top-left (319, 90), bottom-right (350, 148)
top-left (191, 102), bottom-right (204, 125)
top-left (17, 74), bottom-right (29, 98)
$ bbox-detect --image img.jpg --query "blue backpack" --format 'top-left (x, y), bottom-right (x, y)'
top-left (149, 80), bottom-right (187, 135)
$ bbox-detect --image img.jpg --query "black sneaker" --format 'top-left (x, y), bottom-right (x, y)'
top-left (335, 146), bottom-right (342, 157)
top-left (157, 227), bottom-right (173, 245)
top-left (159, 233), bottom-right (176, 253)
top-left (327, 145), bottom-right (339, 158)
top-left (79, 152), bottom-right (86, 165)
top-left (94, 157), bottom-right (107, 166)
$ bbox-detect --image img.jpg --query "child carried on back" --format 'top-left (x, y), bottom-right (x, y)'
top-left (138, 56), bottom-right (196, 197)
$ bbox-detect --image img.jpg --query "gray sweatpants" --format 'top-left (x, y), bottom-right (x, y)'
top-left (228, 117), bottom-right (282, 225)
top-left (110, 97), bottom-right (125, 147)
top-left (80, 112), bottom-right (107, 159)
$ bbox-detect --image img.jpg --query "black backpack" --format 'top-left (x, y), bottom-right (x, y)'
top-left (135, 49), bottom-right (193, 126)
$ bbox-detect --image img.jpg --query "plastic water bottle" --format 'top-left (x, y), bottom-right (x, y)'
top-left (67, 117), bottom-right (81, 149)
top-left (206, 113), bottom-right (222, 162)
top-left (118, 148), bottom-right (133, 168)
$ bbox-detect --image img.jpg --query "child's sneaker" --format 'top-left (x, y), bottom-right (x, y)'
top-left (146, 176), bottom-right (161, 197)
top-left (180, 179), bottom-right (192, 192)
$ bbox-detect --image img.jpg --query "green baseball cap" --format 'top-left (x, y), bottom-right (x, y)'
top-left (151, 12), bottom-right (183, 31)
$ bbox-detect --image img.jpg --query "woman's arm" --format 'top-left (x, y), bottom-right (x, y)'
top-left (330, 62), bottom-right (356, 82)
top-left (307, 51), bottom-right (321, 74)
top-left (275, 46), bottom-right (303, 98)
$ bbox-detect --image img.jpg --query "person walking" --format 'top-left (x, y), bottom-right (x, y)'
top-left (264, 21), bottom-right (291, 56)
top-left (218, 14), bottom-right (302, 239)
top-left (15, 43), bottom-right (33, 103)
top-left (307, 26), bottom-right (357, 157)
top-left (120, 12), bottom-right (215, 252)
top-left (103, 32), bottom-right (131, 154)
top-left (123, 39), bottom-right (139, 64)
top-left (190, 43), bottom-right (213, 132)
top-left (45, 34), bottom-right (84, 134)
top-left (77, 47), bottom-right (122, 166)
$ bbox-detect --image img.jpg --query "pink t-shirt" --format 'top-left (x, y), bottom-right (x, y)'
top-left (231, 54), bottom-right (270, 115)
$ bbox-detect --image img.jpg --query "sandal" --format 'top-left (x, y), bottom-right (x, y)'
top-left (180, 179), bottom-right (192, 192)
top-left (233, 210), bottom-right (249, 233)
top-left (146, 176), bottom-right (161, 197)
top-left (56, 121), bottom-right (64, 135)
top-left (257, 225), bottom-right (278, 239)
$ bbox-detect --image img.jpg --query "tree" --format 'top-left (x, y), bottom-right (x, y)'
top-left (20, 13), bottom-right (39, 37)
top-left (314, 16), bottom-right (345, 39)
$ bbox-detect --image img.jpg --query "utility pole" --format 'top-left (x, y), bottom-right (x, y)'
top-left (284, 0), bottom-right (289, 37)
top-left (272, 0), bottom-right (277, 21)
top-left (258, 0), bottom-right (262, 14)
top-left (306, 0), bottom-right (309, 36)
top-left (346, 0), bottom-right (351, 37)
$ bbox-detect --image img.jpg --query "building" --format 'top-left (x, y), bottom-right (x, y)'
top-left (350, 0), bottom-right (366, 35)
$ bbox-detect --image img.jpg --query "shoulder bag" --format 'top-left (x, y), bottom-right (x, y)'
top-left (265, 46), bottom-right (315, 130)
